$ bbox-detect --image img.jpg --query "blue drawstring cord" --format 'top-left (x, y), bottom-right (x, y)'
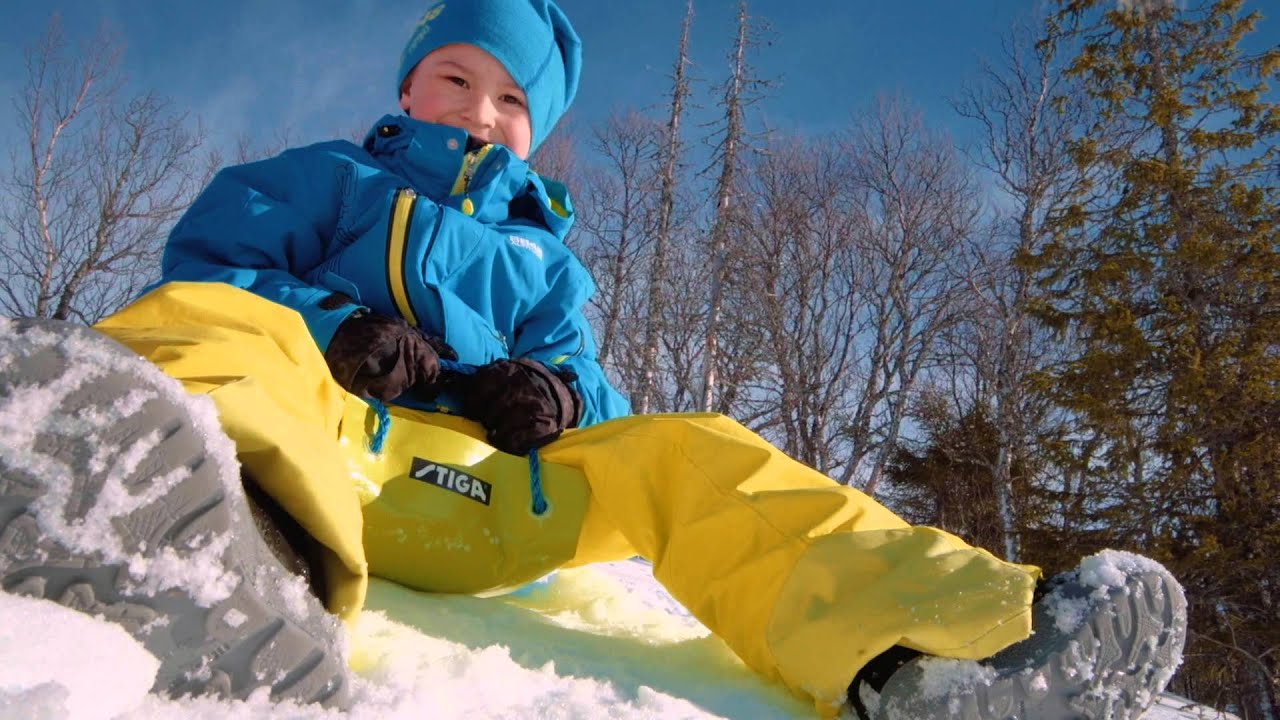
top-left (365, 397), bottom-right (392, 454)
top-left (528, 449), bottom-right (547, 515)
top-left (366, 358), bottom-right (549, 516)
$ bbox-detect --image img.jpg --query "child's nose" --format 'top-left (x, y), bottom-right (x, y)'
top-left (463, 94), bottom-right (498, 128)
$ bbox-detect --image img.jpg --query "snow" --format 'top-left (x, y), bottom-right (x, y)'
top-left (0, 591), bottom-right (158, 720)
top-left (1045, 591), bottom-right (1091, 633)
top-left (1079, 549), bottom-right (1172, 591)
top-left (0, 557), bottom-right (1235, 720)
top-left (912, 658), bottom-right (997, 700)
top-left (0, 559), bottom-right (817, 720)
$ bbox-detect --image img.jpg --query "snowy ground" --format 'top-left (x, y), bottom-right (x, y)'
top-left (0, 557), bottom-right (1235, 720)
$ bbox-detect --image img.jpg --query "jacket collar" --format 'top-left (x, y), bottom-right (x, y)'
top-left (362, 115), bottom-right (574, 240)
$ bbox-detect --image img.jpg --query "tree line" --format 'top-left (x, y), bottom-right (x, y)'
top-left (2, 1), bottom-right (1276, 716)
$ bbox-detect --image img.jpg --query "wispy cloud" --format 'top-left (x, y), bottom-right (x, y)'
top-left (178, 0), bottom-right (412, 149)
top-left (0, 0), bottom-right (424, 156)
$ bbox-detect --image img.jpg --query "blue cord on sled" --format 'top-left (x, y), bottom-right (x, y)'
top-left (529, 449), bottom-right (547, 516)
top-left (365, 398), bottom-right (392, 454)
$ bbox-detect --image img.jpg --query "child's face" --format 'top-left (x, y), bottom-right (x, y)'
top-left (400, 43), bottom-right (533, 160)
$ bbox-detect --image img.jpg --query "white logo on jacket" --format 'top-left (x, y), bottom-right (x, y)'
top-left (508, 236), bottom-right (544, 261)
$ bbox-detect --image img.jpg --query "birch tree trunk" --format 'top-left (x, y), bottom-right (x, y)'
top-left (948, 16), bottom-right (1090, 561)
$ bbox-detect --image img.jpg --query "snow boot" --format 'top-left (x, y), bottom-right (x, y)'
top-left (849, 549), bottom-right (1187, 720)
top-left (0, 318), bottom-right (351, 708)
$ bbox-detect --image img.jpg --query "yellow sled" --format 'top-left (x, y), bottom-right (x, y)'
top-left (342, 402), bottom-right (627, 596)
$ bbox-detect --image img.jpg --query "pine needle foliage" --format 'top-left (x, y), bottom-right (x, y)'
top-left (1027, 0), bottom-right (1279, 712)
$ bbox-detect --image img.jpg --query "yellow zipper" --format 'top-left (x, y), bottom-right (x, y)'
top-left (449, 144), bottom-right (493, 216)
top-left (387, 188), bottom-right (419, 326)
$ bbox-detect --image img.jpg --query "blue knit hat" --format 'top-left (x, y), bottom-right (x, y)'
top-left (397, 0), bottom-right (582, 154)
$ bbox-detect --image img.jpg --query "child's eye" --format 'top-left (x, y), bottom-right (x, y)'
top-left (501, 94), bottom-right (526, 108)
top-left (444, 76), bottom-right (468, 88)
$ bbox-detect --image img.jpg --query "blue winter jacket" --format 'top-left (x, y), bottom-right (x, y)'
top-left (161, 114), bottom-right (631, 426)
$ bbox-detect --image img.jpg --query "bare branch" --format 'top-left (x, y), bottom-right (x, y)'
top-left (1, 18), bottom-right (209, 323)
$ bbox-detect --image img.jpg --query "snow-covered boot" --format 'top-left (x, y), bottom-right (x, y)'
top-left (0, 318), bottom-right (351, 708)
top-left (849, 550), bottom-right (1187, 720)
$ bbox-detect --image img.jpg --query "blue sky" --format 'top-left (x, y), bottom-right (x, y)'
top-left (0, 1), bottom-right (1276, 160)
top-left (0, 1), bottom-right (1040, 153)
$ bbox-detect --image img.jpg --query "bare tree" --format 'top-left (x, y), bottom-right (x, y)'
top-left (575, 112), bottom-right (660, 385)
top-left (656, 240), bottom-right (713, 413)
top-left (0, 18), bottom-right (210, 323)
top-left (228, 126), bottom-right (300, 167)
top-left (737, 138), bottom-right (870, 476)
top-left (530, 118), bottom-right (581, 191)
top-left (840, 98), bottom-right (980, 496)
top-left (941, 15), bottom-right (1092, 561)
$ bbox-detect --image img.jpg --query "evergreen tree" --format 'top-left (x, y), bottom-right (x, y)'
top-left (883, 395), bottom-right (1053, 561)
top-left (1029, 1), bottom-right (1279, 713)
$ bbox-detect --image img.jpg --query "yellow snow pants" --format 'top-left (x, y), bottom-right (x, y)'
top-left (95, 282), bottom-right (1040, 716)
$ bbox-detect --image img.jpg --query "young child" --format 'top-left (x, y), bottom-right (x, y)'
top-left (156, 0), bottom-right (629, 448)
top-left (0, 1), bottom-right (1187, 718)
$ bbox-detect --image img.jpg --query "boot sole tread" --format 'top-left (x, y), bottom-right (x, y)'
top-left (0, 319), bottom-right (349, 708)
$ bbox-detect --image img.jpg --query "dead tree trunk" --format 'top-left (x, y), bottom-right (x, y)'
top-left (637, 0), bottom-right (694, 415)
top-left (700, 1), bottom-right (751, 412)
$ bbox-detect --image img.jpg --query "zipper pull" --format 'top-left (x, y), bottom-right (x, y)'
top-left (455, 145), bottom-right (491, 217)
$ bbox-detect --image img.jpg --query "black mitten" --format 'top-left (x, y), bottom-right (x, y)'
top-left (459, 359), bottom-right (583, 455)
top-left (324, 310), bottom-right (457, 402)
